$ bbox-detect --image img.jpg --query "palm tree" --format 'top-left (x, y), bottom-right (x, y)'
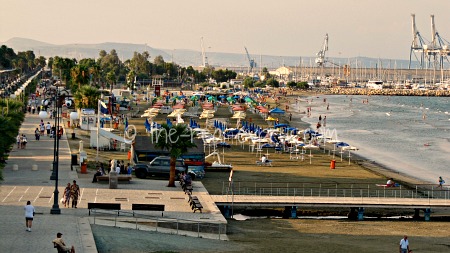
top-left (73, 85), bottom-right (101, 110)
top-left (154, 124), bottom-right (197, 187)
top-left (70, 65), bottom-right (89, 89)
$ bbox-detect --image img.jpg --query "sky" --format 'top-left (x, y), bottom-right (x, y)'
top-left (1, 0), bottom-right (449, 60)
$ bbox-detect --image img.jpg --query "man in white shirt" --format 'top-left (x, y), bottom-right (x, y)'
top-left (399, 235), bottom-right (410, 253)
top-left (261, 155), bottom-right (267, 164)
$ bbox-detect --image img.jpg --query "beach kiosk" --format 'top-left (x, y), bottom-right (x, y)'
top-left (79, 109), bottom-right (97, 130)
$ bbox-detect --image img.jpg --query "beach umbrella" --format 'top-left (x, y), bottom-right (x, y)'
top-left (269, 107), bottom-right (285, 114)
top-left (342, 145), bottom-right (358, 164)
top-left (336, 142), bottom-right (350, 161)
top-left (244, 97), bottom-right (254, 103)
top-left (303, 144), bottom-right (320, 164)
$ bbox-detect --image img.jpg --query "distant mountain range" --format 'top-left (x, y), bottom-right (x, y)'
top-left (2, 37), bottom-right (419, 70)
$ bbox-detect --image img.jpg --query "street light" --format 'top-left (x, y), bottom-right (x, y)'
top-left (40, 86), bottom-right (69, 214)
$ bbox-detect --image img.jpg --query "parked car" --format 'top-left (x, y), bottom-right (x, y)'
top-left (134, 156), bottom-right (187, 179)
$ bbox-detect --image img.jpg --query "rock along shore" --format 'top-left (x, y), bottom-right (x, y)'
top-left (328, 88), bottom-right (450, 97)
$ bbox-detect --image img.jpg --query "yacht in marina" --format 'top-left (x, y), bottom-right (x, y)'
top-left (366, 80), bottom-right (384, 89)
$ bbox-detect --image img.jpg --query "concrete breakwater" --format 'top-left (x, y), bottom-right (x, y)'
top-left (329, 88), bottom-right (450, 97)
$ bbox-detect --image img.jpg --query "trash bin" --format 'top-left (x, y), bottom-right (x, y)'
top-left (81, 162), bottom-right (87, 174)
top-left (71, 133), bottom-right (76, 139)
top-left (71, 154), bottom-right (77, 165)
top-left (79, 151), bottom-right (87, 165)
top-left (330, 160), bottom-right (336, 169)
top-left (109, 172), bottom-right (118, 189)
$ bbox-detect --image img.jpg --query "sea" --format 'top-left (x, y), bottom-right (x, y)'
top-left (294, 94), bottom-right (450, 184)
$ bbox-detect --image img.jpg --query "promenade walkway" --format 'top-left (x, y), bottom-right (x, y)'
top-left (0, 107), bottom-right (227, 253)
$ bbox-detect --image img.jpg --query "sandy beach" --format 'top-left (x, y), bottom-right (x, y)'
top-left (69, 88), bottom-right (450, 252)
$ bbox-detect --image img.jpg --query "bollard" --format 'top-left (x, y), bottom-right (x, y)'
top-left (12, 164), bottom-right (19, 171)
top-left (109, 172), bottom-right (118, 189)
top-left (31, 164), bottom-right (38, 171)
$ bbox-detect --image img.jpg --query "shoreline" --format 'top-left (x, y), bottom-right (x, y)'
top-left (280, 91), bottom-right (433, 187)
top-left (328, 87), bottom-right (450, 97)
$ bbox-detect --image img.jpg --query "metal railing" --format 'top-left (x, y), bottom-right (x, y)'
top-left (221, 182), bottom-right (450, 200)
top-left (89, 210), bottom-right (227, 240)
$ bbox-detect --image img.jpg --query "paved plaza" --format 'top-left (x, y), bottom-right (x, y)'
top-left (0, 111), bottom-right (227, 252)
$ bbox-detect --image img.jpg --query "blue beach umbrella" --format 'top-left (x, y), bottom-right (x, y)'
top-left (269, 107), bottom-right (285, 114)
top-left (274, 123), bottom-right (289, 128)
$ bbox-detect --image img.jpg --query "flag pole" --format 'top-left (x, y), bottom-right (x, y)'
top-left (96, 99), bottom-right (100, 162)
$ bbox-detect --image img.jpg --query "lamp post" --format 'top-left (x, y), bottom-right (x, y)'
top-left (41, 86), bottom-right (69, 214)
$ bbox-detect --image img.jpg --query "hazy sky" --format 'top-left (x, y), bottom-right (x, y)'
top-left (1, 0), bottom-right (449, 60)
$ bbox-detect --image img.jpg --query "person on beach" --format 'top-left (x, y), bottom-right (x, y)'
top-left (399, 235), bottom-right (410, 253)
top-left (70, 180), bottom-right (80, 208)
top-left (438, 176), bottom-right (445, 188)
top-left (63, 183), bottom-right (71, 207)
top-left (52, 232), bottom-right (75, 253)
top-left (289, 113), bottom-right (292, 121)
top-left (386, 178), bottom-right (395, 187)
top-left (24, 200), bottom-right (35, 232)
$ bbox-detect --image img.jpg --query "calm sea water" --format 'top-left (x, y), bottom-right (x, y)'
top-left (294, 95), bottom-right (450, 184)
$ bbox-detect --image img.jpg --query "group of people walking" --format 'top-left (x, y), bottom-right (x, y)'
top-left (16, 134), bottom-right (28, 149)
top-left (63, 180), bottom-right (80, 208)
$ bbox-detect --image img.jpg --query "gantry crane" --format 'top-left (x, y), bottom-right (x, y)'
top-left (409, 14), bottom-right (450, 70)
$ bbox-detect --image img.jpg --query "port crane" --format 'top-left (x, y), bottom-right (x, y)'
top-left (409, 14), bottom-right (450, 70)
top-left (409, 14), bottom-right (426, 69)
top-left (244, 47), bottom-right (257, 73)
top-left (315, 33), bottom-right (328, 67)
top-left (313, 34), bottom-right (350, 78)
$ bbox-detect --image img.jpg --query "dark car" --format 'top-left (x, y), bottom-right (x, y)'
top-left (134, 156), bottom-right (186, 179)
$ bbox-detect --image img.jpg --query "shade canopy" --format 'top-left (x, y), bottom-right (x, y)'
top-left (269, 108), bottom-right (285, 114)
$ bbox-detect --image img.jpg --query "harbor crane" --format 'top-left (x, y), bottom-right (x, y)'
top-left (201, 37), bottom-right (209, 68)
top-left (409, 14), bottom-right (426, 69)
top-left (428, 15), bottom-right (450, 69)
top-left (315, 33), bottom-right (328, 67)
top-left (409, 14), bottom-right (450, 70)
top-left (244, 47), bottom-right (257, 73)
